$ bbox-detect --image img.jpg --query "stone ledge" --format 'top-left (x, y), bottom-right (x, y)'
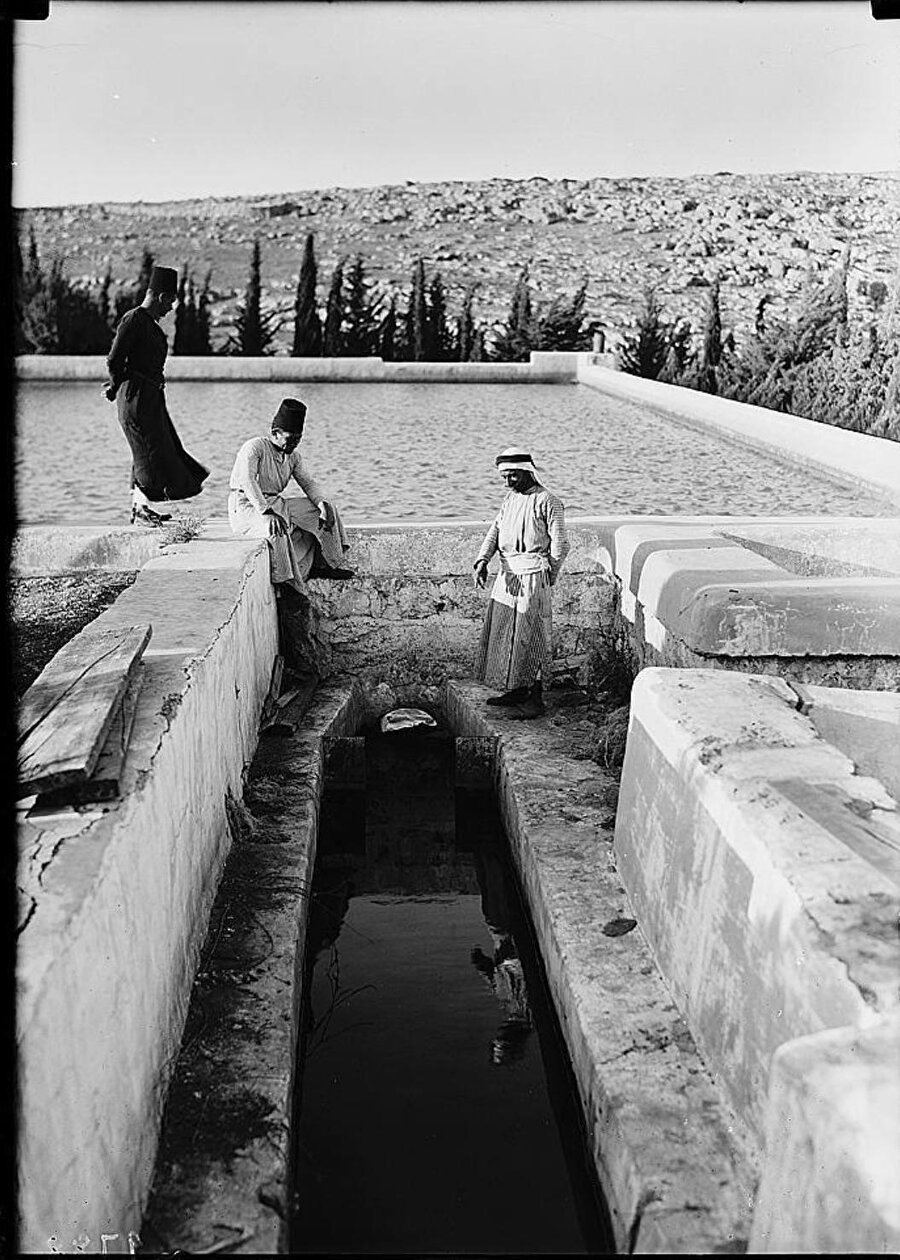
top-left (142, 679), bottom-right (362, 1255)
top-left (749, 1015), bottom-right (900, 1255)
top-left (12, 524), bottom-right (173, 574)
top-left (614, 667), bottom-right (900, 1154)
top-left (16, 526), bottom-right (279, 1253)
top-left (577, 363), bottom-right (900, 507)
top-left (679, 576), bottom-right (900, 657)
top-left (16, 352), bottom-right (578, 384)
top-left (444, 679), bottom-right (755, 1255)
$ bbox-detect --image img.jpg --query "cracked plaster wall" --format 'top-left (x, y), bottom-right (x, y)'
top-left (16, 535), bottom-right (278, 1254)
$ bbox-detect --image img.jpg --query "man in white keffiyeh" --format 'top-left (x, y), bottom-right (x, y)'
top-left (473, 447), bottom-right (569, 719)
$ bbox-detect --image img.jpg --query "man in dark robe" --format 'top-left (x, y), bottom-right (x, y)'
top-left (104, 264), bottom-right (208, 525)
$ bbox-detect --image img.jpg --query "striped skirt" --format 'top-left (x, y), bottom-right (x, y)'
top-left (475, 569), bottom-right (552, 690)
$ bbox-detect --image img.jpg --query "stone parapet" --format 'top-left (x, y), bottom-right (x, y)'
top-left (577, 363), bottom-right (900, 508)
top-left (601, 517), bottom-right (900, 688)
top-left (614, 666), bottom-right (900, 1149)
top-left (749, 1016), bottom-right (900, 1255)
top-left (12, 524), bottom-right (174, 574)
top-left (16, 352), bottom-right (580, 384)
top-left (309, 520), bottom-right (617, 687)
top-left (16, 525), bottom-right (278, 1253)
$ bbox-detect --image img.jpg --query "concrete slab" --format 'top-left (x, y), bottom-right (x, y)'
top-left (614, 668), bottom-right (900, 1150)
top-left (676, 576), bottom-right (900, 656)
top-left (804, 684), bottom-right (900, 804)
top-left (721, 519), bottom-right (900, 578)
top-left (12, 524), bottom-right (170, 574)
top-left (750, 1016), bottom-right (900, 1254)
top-left (635, 546), bottom-right (790, 651)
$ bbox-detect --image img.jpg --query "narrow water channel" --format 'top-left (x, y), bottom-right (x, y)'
top-left (289, 724), bottom-right (614, 1255)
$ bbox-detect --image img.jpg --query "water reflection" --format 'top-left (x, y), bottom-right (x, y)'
top-left (290, 727), bottom-right (613, 1254)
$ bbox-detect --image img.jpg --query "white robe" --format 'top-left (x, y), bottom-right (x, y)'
top-left (474, 484), bottom-right (569, 689)
top-left (228, 435), bottom-right (349, 589)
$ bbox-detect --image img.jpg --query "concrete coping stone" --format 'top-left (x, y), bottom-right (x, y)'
top-left (16, 352), bottom-right (579, 383)
top-left (613, 665), bottom-right (900, 1239)
top-left (677, 575), bottom-right (900, 657)
top-left (749, 1014), bottom-right (900, 1254)
top-left (577, 363), bottom-right (900, 508)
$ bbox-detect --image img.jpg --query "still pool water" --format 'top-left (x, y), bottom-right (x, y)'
top-left (15, 380), bottom-right (896, 526)
top-left (290, 729), bottom-right (613, 1254)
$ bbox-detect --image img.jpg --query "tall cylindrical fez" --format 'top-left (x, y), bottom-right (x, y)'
top-left (149, 265), bottom-right (179, 295)
top-left (272, 398), bottom-right (307, 433)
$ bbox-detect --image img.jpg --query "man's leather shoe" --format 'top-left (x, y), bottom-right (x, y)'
top-left (131, 504), bottom-right (172, 526)
top-left (486, 687), bottom-right (528, 706)
top-left (309, 565), bottom-right (354, 580)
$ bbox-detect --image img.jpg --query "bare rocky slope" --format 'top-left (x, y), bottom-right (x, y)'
top-left (18, 171), bottom-right (898, 353)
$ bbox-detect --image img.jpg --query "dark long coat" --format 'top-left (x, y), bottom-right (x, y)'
top-left (106, 306), bottom-right (208, 501)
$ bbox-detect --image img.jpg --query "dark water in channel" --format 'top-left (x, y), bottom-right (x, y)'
top-left (289, 729), bottom-right (614, 1255)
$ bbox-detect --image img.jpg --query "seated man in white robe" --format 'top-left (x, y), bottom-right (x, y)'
top-left (473, 447), bottom-right (569, 719)
top-left (228, 397), bottom-right (352, 592)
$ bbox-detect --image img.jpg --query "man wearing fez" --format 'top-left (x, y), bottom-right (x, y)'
top-left (473, 447), bottom-right (570, 719)
top-left (104, 264), bottom-right (209, 525)
top-left (228, 397), bottom-right (353, 590)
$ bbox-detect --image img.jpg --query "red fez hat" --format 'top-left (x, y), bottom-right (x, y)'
top-left (272, 398), bottom-right (307, 434)
top-left (149, 265), bottom-right (178, 295)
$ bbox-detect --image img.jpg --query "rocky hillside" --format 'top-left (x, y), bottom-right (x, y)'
top-left (17, 171), bottom-right (899, 353)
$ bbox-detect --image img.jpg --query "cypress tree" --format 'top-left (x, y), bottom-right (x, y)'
top-left (405, 258), bottom-right (428, 361)
top-left (455, 285), bottom-right (477, 361)
top-left (426, 272), bottom-right (451, 360)
top-left (173, 265), bottom-right (190, 355)
top-left (195, 270), bottom-right (213, 355)
top-left (114, 246), bottom-right (154, 321)
top-left (378, 295), bottom-right (398, 361)
top-left (323, 258), bottom-right (346, 357)
top-left (344, 256), bottom-right (379, 355)
top-left (292, 232), bottom-right (322, 356)
top-left (617, 287), bottom-right (669, 379)
top-left (658, 318), bottom-right (694, 385)
top-left (493, 266), bottom-right (535, 361)
top-left (13, 236), bottom-right (31, 353)
top-left (534, 279), bottom-right (589, 351)
top-left (226, 239), bottom-right (281, 355)
top-left (696, 277), bottom-right (723, 393)
top-left (98, 266), bottom-right (113, 335)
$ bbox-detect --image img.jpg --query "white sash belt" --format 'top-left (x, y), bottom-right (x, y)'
top-left (500, 551), bottom-right (549, 576)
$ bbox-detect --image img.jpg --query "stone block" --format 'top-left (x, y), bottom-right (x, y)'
top-left (614, 667), bottom-right (900, 1143)
top-left (804, 684), bottom-right (900, 803)
top-left (678, 576), bottom-right (900, 657)
top-left (750, 1017), bottom-right (900, 1254)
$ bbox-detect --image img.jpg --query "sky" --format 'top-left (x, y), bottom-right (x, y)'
top-left (11, 0), bottom-right (900, 207)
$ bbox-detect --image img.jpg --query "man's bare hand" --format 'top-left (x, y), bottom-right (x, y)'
top-left (266, 512), bottom-right (287, 537)
top-left (473, 560), bottom-right (489, 589)
top-left (317, 500), bottom-right (336, 532)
